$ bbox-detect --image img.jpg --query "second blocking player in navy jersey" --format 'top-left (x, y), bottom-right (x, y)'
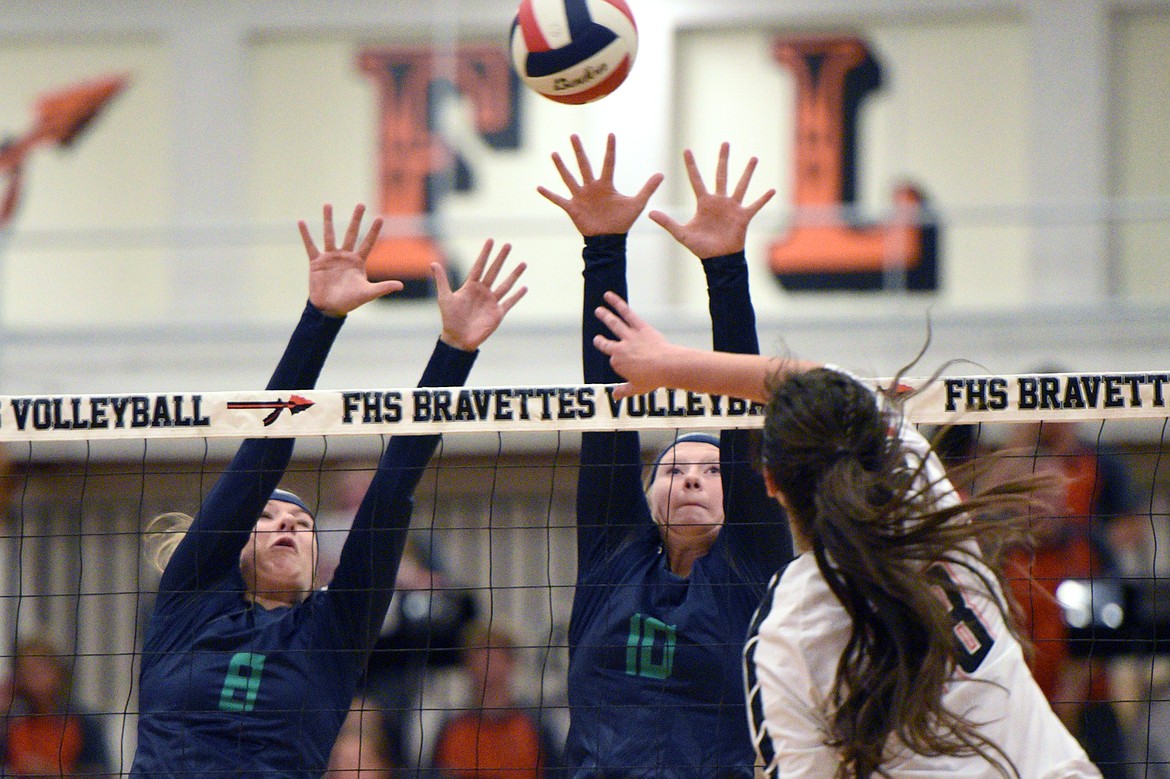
top-left (131, 204), bottom-right (526, 779)
top-left (539, 136), bottom-right (794, 778)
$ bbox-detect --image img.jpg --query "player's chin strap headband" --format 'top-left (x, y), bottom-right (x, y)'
top-left (648, 432), bottom-right (721, 484)
top-left (269, 488), bottom-right (314, 518)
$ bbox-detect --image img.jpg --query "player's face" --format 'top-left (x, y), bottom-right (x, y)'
top-left (649, 441), bottom-right (725, 538)
top-left (240, 499), bottom-right (317, 606)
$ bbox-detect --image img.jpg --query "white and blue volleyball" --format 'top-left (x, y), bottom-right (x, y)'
top-left (510, 0), bottom-right (638, 105)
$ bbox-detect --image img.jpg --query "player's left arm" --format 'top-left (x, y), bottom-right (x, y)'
top-left (540, 133), bottom-right (664, 567)
top-left (161, 205), bottom-right (395, 593)
top-left (747, 624), bottom-right (836, 779)
top-left (654, 143), bottom-right (791, 567)
top-left (328, 240), bottom-right (527, 650)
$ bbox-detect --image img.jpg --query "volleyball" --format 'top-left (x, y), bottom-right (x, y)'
top-left (509, 0), bottom-right (638, 105)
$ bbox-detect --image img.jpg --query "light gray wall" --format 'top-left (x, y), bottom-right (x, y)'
top-left (1, 0), bottom-right (1168, 396)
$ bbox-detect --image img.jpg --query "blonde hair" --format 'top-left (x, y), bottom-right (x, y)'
top-left (145, 512), bottom-right (194, 573)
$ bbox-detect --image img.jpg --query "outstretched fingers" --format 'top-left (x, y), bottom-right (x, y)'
top-left (731, 155), bottom-right (758, 202)
top-left (633, 172), bottom-right (665, 211)
top-left (465, 238), bottom-right (495, 283)
top-left (340, 203), bottom-right (366, 252)
top-left (305, 202), bottom-right (404, 314)
top-left (357, 215), bottom-right (383, 258)
top-left (431, 262), bottom-right (453, 298)
top-left (435, 241), bottom-right (528, 352)
top-left (570, 133), bottom-right (595, 183)
top-left (714, 142), bottom-right (730, 196)
top-left (549, 151), bottom-right (581, 192)
top-left (647, 209), bottom-right (685, 244)
top-left (598, 133), bottom-right (617, 183)
top-left (298, 220), bottom-right (319, 260)
top-left (536, 184), bottom-right (571, 211)
top-left (537, 149), bottom-right (584, 211)
top-left (370, 278), bottom-right (405, 298)
top-left (682, 149), bottom-right (708, 197)
top-left (322, 203), bottom-right (336, 253)
top-left (496, 263), bottom-right (529, 314)
top-left (481, 241), bottom-right (512, 287)
top-left (745, 187), bottom-right (777, 218)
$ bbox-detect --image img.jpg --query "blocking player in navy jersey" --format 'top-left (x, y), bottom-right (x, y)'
top-left (539, 135), bottom-right (793, 778)
top-left (592, 298), bottom-right (1102, 779)
top-left (131, 204), bottom-right (526, 779)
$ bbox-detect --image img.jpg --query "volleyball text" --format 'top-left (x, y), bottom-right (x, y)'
top-left (4, 394), bottom-right (211, 431)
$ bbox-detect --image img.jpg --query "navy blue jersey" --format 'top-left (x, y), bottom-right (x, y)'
top-left (565, 235), bottom-right (793, 778)
top-left (132, 303), bottom-right (476, 779)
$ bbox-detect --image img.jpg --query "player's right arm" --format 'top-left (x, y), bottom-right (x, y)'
top-left (159, 205), bottom-right (401, 593)
top-left (653, 142), bottom-right (791, 573)
top-left (539, 134), bottom-right (662, 568)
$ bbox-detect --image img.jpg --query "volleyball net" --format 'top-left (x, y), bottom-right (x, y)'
top-left (2, 371), bottom-right (1168, 777)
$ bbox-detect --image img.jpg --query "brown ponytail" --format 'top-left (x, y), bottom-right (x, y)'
top-left (761, 367), bottom-right (1039, 778)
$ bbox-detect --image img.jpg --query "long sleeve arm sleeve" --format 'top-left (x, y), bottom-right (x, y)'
top-left (577, 234), bottom-right (652, 574)
top-left (159, 303), bottom-right (344, 594)
top-left (328, 339), bottom-right (478, 652)
top-left (702, 252), bottom-right (793, 580)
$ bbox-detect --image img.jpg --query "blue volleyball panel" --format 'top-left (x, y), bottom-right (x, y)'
top-left (524, 0), bottom-right (618, 78)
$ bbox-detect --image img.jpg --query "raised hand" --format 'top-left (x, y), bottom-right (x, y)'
top-left (537, 133), bottom-right (663, 237)
top-left (650, 142), bottom-right (775, 259)
top-left (299, 204), bottom-right (403, 317)
top-left (434, 239), bottom-right (528, 352)
top-left (592, 291), bottom-right (679, 399)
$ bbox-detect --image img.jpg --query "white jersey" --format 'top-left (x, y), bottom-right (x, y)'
top-left (744, 374), bottom-right (1101, 779)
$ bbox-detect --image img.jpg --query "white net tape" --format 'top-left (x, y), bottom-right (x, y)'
top-left (3, 370), bottom-right (1168, 442)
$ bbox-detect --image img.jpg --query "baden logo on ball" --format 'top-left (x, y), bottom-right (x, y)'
top-left (510, 0), bottom-right (638, 104)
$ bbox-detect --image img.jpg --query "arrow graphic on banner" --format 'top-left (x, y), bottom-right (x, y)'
top-left (226, 395), bottom-right (315, 426)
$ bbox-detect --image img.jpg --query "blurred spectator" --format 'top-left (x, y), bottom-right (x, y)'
top-left (370, 532), bottom-right (478, 676)
top-left (316, 471), bottom-right (478, 681)
top-left (364, 532), bottom-right (478, 771)
top-left (314, 470), bottom-right (376, 589)
top-left (1106, 491), bottom-right (1170, 779)
top-left (999, 416), bottom-right (1137, 779)
top-left (325, 696), bottom-right (396, 779)
top-left (429, 622), bottom-right (563, 779)
top-left (1, 635), bottom-right (112, 778)
top-left (315, 470), bottom-right (478, 774)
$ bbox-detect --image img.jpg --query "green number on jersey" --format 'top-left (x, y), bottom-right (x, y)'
top-left (625, 613), bottom-right (677, 680)
top-left (219, 652), bottom-right (266, 712)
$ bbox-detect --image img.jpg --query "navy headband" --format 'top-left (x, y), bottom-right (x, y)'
top-left (649, 433), bottom-right (721, 483)
top-left (269, 488), bottom-right (314, 517)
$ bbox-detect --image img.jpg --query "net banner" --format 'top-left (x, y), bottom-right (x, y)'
top-left (2, 370), bottom-right (1169, 442)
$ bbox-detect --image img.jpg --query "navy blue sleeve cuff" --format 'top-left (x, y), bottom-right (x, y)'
top-left (418, 338), bottom-right (478, 388)
top-left (700, 251), bottom-right (749, 288)
top-left (265, 301), bottom-right (345, 391)
top-left (583, 233), bottom-right (628, 268)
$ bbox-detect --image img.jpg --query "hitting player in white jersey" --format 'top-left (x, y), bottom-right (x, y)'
top-left (590, 297), bottom-right (1102, 779)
